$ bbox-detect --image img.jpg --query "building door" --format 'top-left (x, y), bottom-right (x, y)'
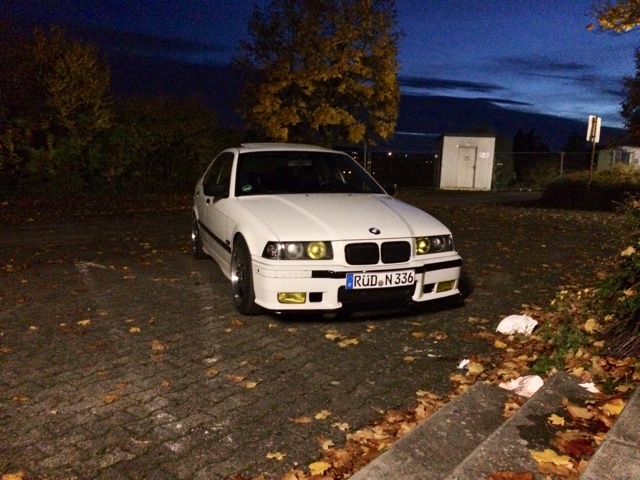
top-left (458, 147), bottom-right (477, 188)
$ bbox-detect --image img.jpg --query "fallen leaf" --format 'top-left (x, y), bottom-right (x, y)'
top-left (494, 339), bottom-right (508, 349)
top-left (77, 319), bottom-right (91, 326)
top-left (104, 393), bottom-right (120, 404)
top-left (309, 461), bottom-right (331, 475)
top-left (338, 338), bottom-right (359, 348)
top-left (245, 381), bottom-right (258, 389)
top-left (466, 361), bottom-right (484, 375)
top-left (231, 318), bottom-right (245, 328)
top-left (583, 318), bottom-right (602, 334)
top-left (226, 374), bottom-right (245, 384)
top-left (488, 472), bottom-right (534, 480)
top-left (554, 430), bottom-right (595, 458)
top-left (1, 471), bottom-right (26, 480)
top-left (266, 451), bottom-right (286, 461)
top-left (320, 438), bottom-right (335, 450)
top-left (332, 421), bottom-right (350, 431)
top-left (564, 401), bottom-right (593, 421)
top-left (428, 331), bottom-right (448, 340)
top-left (150, 339), bottom-right (167, 352)
top-left (547, 413), bottom-right (565, 426)
top-left (503, 400), bottom-right (521, 418)
top-left (601, 398), bottom-right (625, 416)
top-left (206, 367), bottom-right (220, 377)
top-left (412, 332), bottom-right (425, 338)
top-left (324, 329), bottom-right (341, 341)
top-left (404, 356), bottom-right (416, 363)
top-left (293, 416), bottom-right (313, 424)
top-left (281, 470), bottom-right (306, 480)
top-left (530, 448), bottom-right (574, 468)
top-left (129, 327), bottom-right (141, 333)
top-left (315, 410), bottom-right (331, 420)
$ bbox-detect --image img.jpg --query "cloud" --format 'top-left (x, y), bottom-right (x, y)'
top-left (64, 24), bottom-right (227, 58)
top-left (2, 13), bottom-right (229, 60)
top-left (481, 98), bottom-right (533, 107)
top-left (399, 75), bottom-right (505, 94)
top-left (498, 56), bottom-right (592, 75)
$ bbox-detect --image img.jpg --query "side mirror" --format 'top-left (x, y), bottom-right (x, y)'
top-left (203, 182), bottom-right (228, 197)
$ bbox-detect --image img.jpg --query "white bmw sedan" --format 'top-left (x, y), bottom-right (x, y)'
top-left (192, 143), bottom-right (462, 315)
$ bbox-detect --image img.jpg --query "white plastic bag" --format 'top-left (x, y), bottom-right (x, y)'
top-left (496, 315), bottom-right (538, 335)
top-left (499, 375), bottom-right (544, 397)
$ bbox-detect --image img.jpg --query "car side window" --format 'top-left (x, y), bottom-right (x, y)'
top-left (203, 152), bottom-right (234, 197)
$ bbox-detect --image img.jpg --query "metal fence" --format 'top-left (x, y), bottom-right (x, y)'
top-left (347, 149), bottom-right (593, 190)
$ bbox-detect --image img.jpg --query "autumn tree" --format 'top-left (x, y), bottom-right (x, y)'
top-left (593, 0), bottom-right (640, 32)
top-left (590, 2), bottom-right (640, 358)
top-left (620, 47), bottom-right (640, 145)
top-left (0, 25), bottom-right (112, 192)
top-left (98, 97), bottom-right (222, 192)
top-left (237, 0), bottom-right (400, 147)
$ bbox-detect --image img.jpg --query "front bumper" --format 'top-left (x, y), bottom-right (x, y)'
top-left (252, 255), bottom-right (462, 311)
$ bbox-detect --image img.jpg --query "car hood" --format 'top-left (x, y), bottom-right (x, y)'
top-left (238, 194), bottom-right (451, 241)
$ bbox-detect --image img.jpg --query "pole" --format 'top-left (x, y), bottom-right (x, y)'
top-left (586, 115), bottom-right (600, 192)
top-left (588, 139), bottom-right (596, 192)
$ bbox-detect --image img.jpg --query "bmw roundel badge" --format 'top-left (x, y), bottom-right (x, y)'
top-left (369, 227), bottom-right (381, 235)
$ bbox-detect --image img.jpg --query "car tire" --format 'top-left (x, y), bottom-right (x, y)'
top-left (192, 216), bottom-right (209, 259)
top-left (231, 236), bottom-right (261, 315)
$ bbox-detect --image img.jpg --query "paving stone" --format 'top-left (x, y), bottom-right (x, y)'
top-left (1, 200), bottom-right (627, 478)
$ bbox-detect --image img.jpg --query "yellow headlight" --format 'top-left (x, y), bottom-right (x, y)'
top-left (307, 241), bottom-right (327, 260)
top-left (416, 237), bottom-right (431, 255)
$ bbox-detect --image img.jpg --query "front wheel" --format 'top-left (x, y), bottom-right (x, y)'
top-left (230, 237), bottom-right (261, 315)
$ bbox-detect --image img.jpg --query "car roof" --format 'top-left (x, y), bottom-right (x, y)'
top-left (238, 143), bottom-right (334, 153)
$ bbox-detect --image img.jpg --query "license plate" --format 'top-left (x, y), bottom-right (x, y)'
top-left (346, 270), bottom-right (415, 290)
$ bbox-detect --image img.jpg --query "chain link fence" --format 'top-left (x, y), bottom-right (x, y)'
top-left (348, 149), bottom-right (593, 190)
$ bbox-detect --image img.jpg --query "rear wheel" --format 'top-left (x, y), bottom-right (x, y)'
top-left (191, 217), bottom-right (208, 259)
top-left (231, 237), bottom-right (261, 315)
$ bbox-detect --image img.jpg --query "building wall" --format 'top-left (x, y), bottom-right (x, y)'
top-left (438, 136), bottom-right (496, 190)
top-left (597, 147), bottom-right (640, 170)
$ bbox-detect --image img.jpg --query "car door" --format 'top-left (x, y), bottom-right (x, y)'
top-left (198, 152), bottom-right (234, 268)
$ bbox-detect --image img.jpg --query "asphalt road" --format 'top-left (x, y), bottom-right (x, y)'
top-left (0, 192), bottom-right (624, 479)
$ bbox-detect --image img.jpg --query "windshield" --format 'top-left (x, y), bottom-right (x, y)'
top-left (235, 150), bottom-right (385, 197)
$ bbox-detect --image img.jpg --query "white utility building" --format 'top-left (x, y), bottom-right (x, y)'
top-left (435, 134), bottom-right (496, 190)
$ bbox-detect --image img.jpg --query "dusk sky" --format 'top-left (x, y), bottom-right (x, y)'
top-left (3, 0), bottom-right (640, 130)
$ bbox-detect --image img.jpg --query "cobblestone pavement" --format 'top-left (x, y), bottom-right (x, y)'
top-left (0, 193), bottom-right (624, 479)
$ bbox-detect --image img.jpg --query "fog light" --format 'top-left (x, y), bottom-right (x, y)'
top-left (436, 280), bottom-right (456, 292)
top-left (278, 292), bottom-right (307, 304)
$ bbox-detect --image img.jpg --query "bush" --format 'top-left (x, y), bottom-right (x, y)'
top-left (541, 164), bottom-right (640, 211)
top-left (594, 198), bottom-right (640, 357)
